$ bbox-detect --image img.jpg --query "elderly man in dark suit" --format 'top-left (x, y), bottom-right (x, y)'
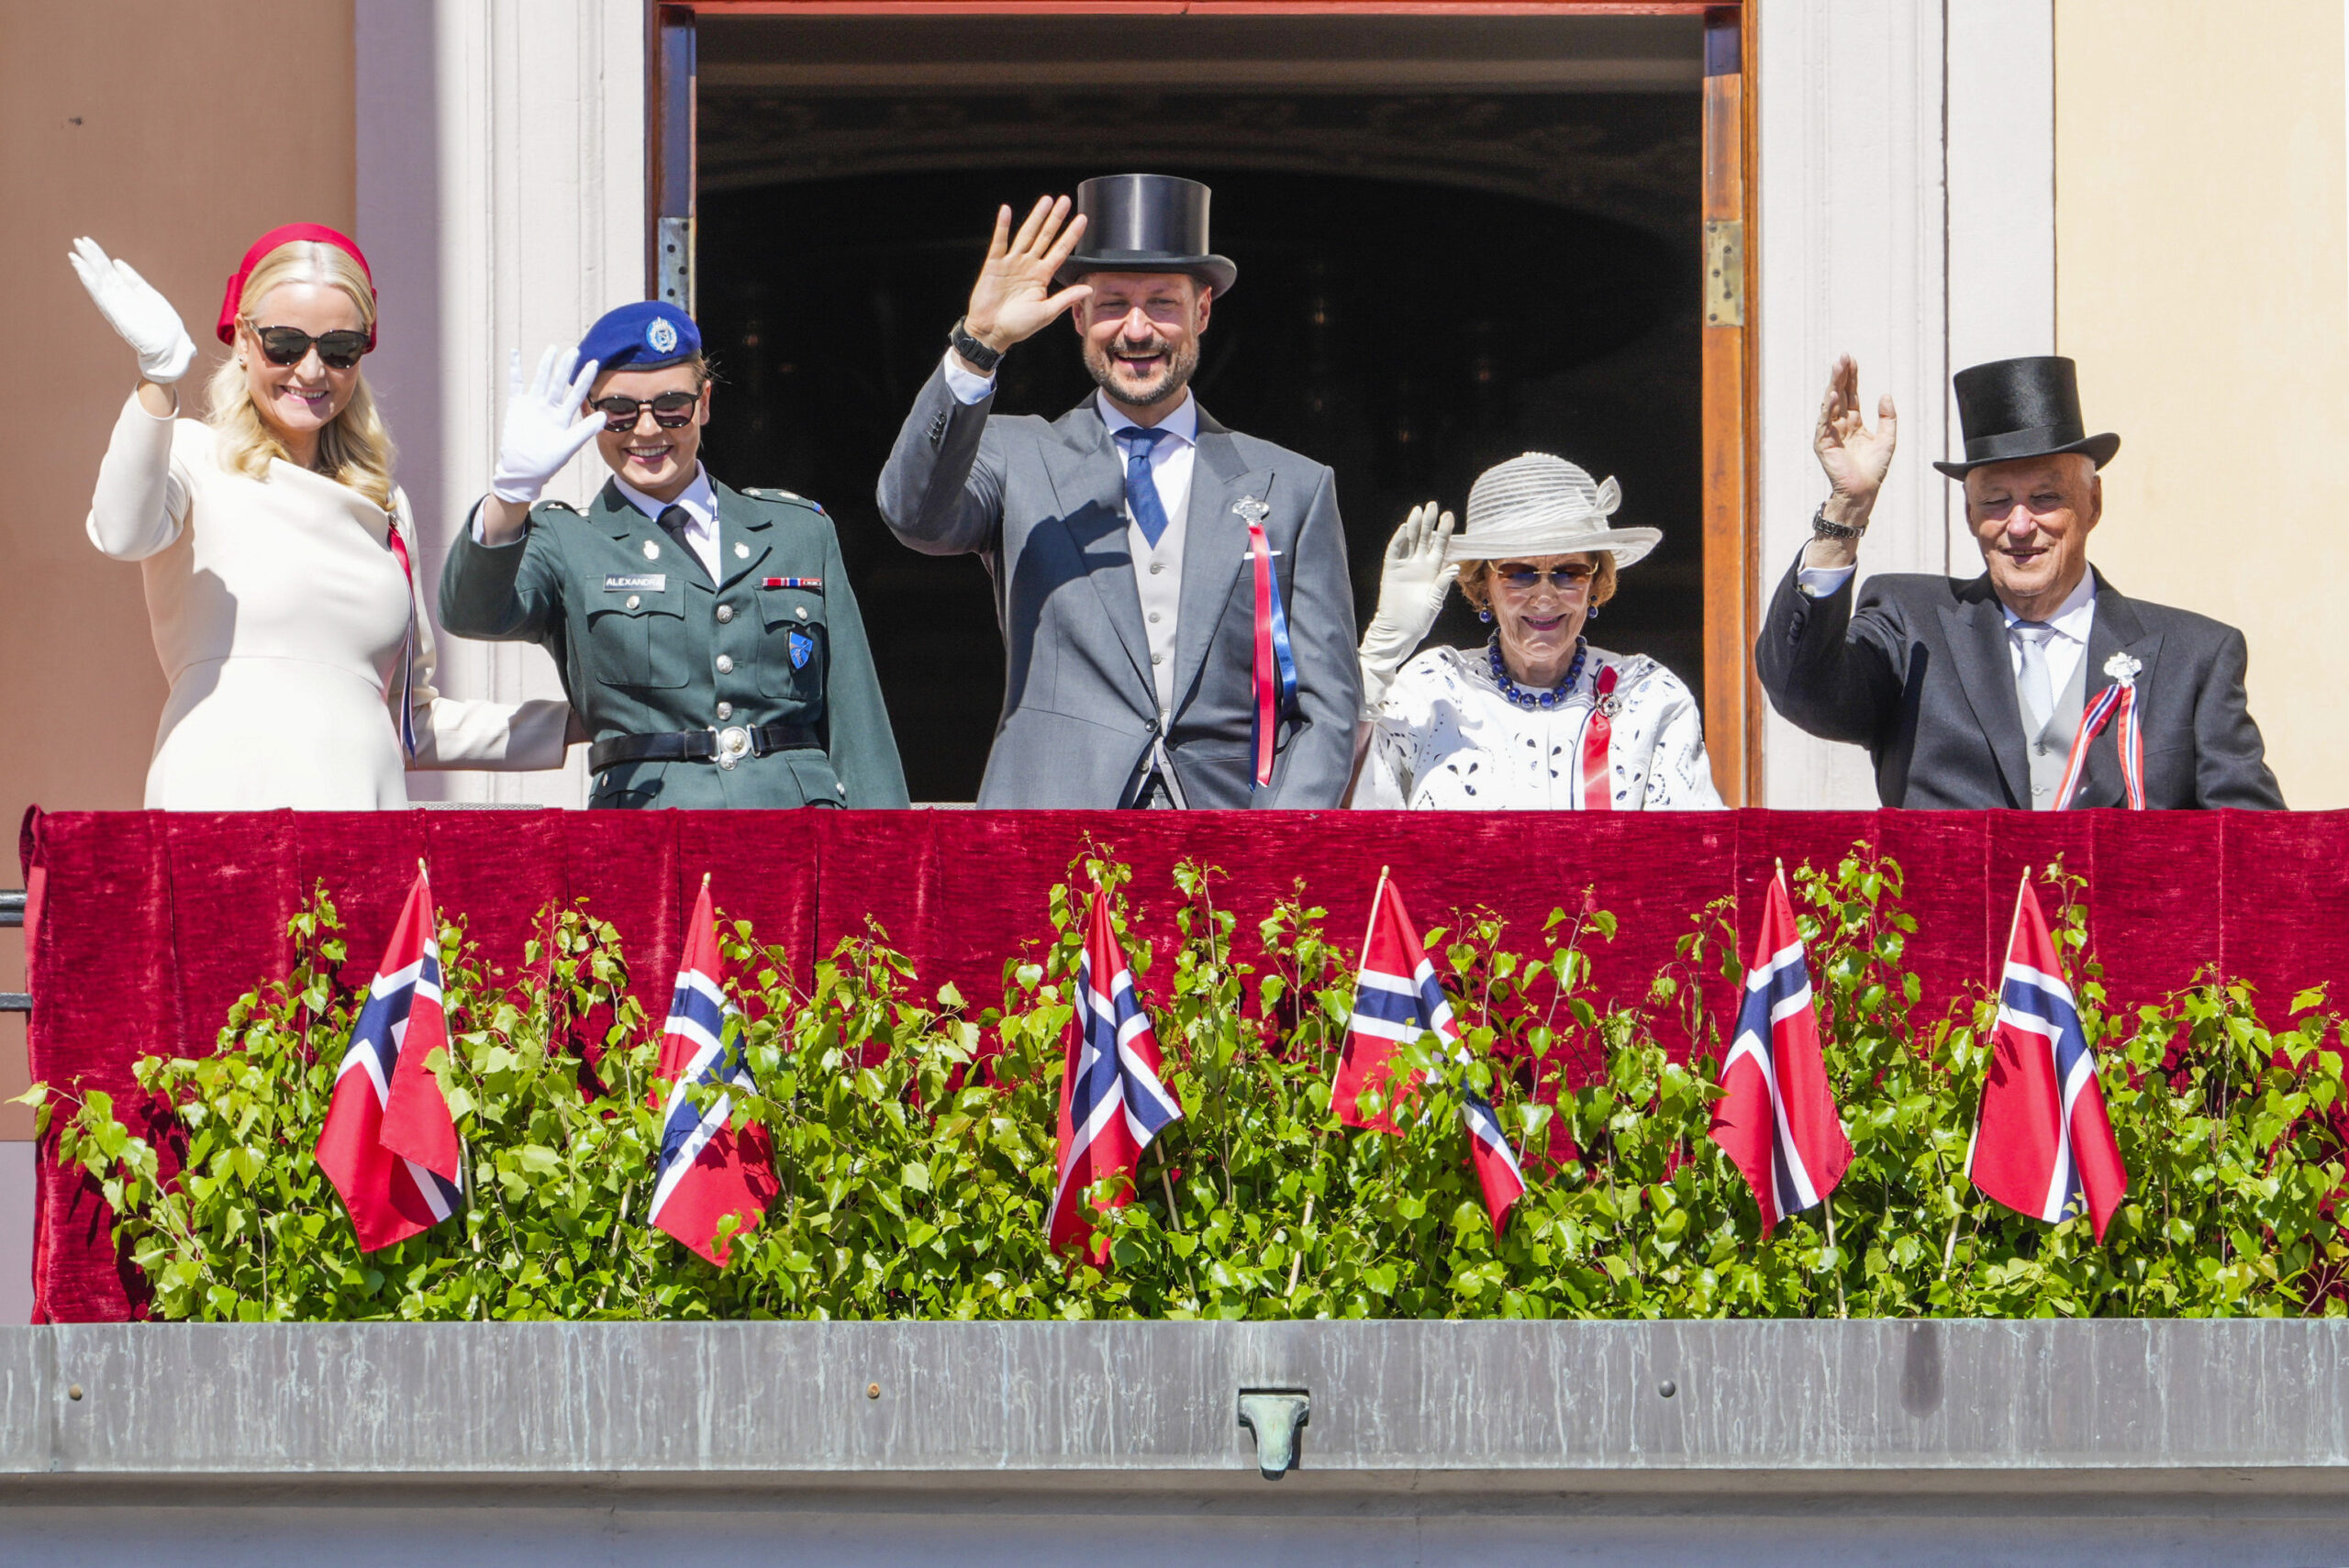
top-left (876, 174), bottom-right (1358, 807)
top-left (1757, 354), bottom-right (2282, 809)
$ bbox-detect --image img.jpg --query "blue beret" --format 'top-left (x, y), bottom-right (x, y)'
top-left (578, 301), bottom-right (700, 374)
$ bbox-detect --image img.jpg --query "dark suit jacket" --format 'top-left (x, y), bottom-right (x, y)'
top-left (875, 364), bottom-right (1358, 808)
top-left (1755, 553), bottom-right (2284, 809)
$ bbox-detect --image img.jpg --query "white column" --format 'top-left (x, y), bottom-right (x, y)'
top-left (1945, 0), bottom-right (2057, 562)
top-left (356, 0), bottom-right (646, 806)
top-left (1753, 0), bottom-right (2055, 808)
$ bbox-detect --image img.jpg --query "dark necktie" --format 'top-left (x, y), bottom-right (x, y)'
top-left (1115, 426), bottom-right (1174, 548)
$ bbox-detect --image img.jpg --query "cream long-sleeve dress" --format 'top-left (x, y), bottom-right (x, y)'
top-left (1353, 643), bottom-right (1725, 810)
top-left (87, 394), bottom-right (573, 809)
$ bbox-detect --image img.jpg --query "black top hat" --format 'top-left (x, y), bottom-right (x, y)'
top-left (1053, 173), bottom-right (1238, 298)
top-left (1932, 355), bottom-right (2121, 478)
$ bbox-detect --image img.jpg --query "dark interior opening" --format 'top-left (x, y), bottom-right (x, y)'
top-left (696, 18), bottom-right (1703, 802)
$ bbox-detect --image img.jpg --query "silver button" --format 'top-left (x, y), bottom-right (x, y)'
top-left (734, 541), bottom-right (750, 559)
top-left (1149, 562), bottom-right (1165, 574)
top-left (1152, 651), bottom-right (1165, 665)
top-left (716, 603), bottom-right (734, 623)
top-left (625, 595), bottom-right (640, 610)
top-left (1148, 611), bottom-right (1162, 624)
top-left (716, 702), bottom-right (733, 720)
top-left (715, 654), bottom-right (735, 674)
top-left (796, 606), bottom-right (808, 620)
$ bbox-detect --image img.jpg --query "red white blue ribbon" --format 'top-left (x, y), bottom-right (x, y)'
top-left (1242, 499), bottom-right (1297, 792)
top-left (386, 517), bottom-right (418, 761)
top-left (1579, 664), bottom-right (1620, 810)
top-left (2054, 657), bottom-right (2145, 810)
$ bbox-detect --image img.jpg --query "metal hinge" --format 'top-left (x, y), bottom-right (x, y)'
top-left (1704, 218), bottom-right (1745, 328)
top-left (658, 216), bottom-right (696, 314)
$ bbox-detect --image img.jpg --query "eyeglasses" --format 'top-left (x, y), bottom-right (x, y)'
top-left (250, 325), bottom-right (370, 371)
top-left (592, 392), bottom-right (699, 430)
top-left (1493, 562), bottom-right (1598, 591)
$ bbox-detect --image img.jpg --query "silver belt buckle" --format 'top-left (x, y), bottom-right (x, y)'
top-left (714, 724), bottom-right (751, 771)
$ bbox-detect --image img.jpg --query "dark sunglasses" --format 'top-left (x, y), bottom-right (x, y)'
top-left (592, 392), bottom-right (699, 431)
top-left (1494, 562), bottom-right (1598, 590)
top-left (251, 325), bottom-right (370, 371)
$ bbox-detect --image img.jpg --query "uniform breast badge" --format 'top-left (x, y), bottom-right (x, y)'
top-left (789, 629), bottom-right (815, 669)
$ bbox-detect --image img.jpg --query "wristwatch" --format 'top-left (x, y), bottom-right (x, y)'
top-left (949, 317), bottom-right (1003, 374)
top-left (1810, 506), bottom-right (1865, 540)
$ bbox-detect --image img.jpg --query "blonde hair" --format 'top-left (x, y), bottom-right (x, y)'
top-left (204, 241), bottom-right (396, 511)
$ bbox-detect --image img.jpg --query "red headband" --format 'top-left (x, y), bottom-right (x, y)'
top-left (216, 223), bottom-right (378, 349)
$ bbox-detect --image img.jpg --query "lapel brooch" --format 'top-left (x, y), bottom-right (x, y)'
top-left (2103, 651), bottom-right (2142, 687)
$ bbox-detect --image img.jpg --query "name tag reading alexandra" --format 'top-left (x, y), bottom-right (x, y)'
top-left (603, 573), bottom-right (667, 593)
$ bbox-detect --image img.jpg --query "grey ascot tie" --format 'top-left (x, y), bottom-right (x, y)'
top-left (2012, 620), bottom-right (2056, 734)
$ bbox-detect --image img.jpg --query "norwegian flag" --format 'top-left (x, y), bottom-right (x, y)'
top-left (1046, 885), bottom-right (1185, 1262)
top-left (1968, 875), bottom-right (2128, 1241)
top-left (1708, 868), bottom-right (1853, 1235)
top-left (1334, 873), bottom-right (1525, 1235)
top-left (317, 867), bottom-right (462, 1252)
top-left (648, 879), bottom-right (779, 1266)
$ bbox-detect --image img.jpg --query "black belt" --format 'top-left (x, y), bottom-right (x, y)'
top-left (590, 722), bottom-right (819, 774)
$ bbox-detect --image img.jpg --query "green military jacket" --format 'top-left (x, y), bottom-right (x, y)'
top-left (438, 477), bottom-right (909, 808)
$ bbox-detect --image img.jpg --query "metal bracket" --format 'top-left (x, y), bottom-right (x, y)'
top-left (657, 216), bottom-right (696, 314)
top-left (1703, 217), bottom-right (1745, 328)
top-left (1237, 1388), bottom-right (1309, 1480)
top-left (2, 890), bottom-right (25, 1014)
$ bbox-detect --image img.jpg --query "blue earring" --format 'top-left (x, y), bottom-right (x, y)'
top-left (1477, 608), bottom-right (1493, 623)
top-left (1586, 602), bottom-right (1602, 622)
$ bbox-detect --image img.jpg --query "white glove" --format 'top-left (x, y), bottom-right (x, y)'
top-left (491, 345), bottom-right (606, 505)
top-left (69, 238), bottom-right (196, 385)
top-left (1356, 502), bottom-right (1456, 717)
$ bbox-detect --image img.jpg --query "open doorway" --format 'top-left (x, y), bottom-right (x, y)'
top-left (690, 13), bottom-right (1711, 803)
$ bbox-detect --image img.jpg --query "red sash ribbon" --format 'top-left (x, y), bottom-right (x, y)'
top-left (2053, 675), bottom-right (2145, 810)
top-left (386, 517), bottom-right (418, 760)
top-left (1580, 664), bottom-right (1620, 810)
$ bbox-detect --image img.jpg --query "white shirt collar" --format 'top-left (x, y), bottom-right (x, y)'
top-left (612, 462), bottom-right (719, 534)
top-left (2000, 567), bottom-right (2098, 641)
top-left (1096, 390), bottom-right (1198, 448)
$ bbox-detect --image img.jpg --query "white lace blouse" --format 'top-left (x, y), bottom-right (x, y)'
top-left (1353, 643), bottom-right (1725, 810)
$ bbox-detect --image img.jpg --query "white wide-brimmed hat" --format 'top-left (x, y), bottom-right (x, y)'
top-left (1445, 451), bottom-right (1663, 569)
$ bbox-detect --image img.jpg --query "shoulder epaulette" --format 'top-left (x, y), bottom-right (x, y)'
top-left (743, 487), bottom-right (826, 515)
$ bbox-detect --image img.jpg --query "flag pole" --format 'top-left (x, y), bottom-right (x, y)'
top-left (1285, 1194), bottom-right (1314, 1297)
top-left (1821, 1195), bottom-right (1847, 1318)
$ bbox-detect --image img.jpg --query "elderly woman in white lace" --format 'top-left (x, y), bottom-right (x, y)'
top-left (1349, 452), bottom-right (1723, 810)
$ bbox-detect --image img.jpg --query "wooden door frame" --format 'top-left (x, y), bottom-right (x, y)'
top-left (651, 0), bottom-right (1764, 803)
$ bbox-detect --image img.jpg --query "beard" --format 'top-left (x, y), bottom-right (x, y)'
top-left (1083, 331), bottom-right (1199, 409)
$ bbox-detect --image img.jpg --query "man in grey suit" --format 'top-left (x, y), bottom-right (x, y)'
top-left (876, 174), bottom-right (1358, 807)
top-left (1757, 354), bottom-right (2282, 809)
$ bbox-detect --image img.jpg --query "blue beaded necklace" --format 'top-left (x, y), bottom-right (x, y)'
top-left (1486, 632), bottom-right (1588, 710)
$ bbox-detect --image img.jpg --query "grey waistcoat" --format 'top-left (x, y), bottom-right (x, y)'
top-left (2025, 635), bottom-right (2089, 809)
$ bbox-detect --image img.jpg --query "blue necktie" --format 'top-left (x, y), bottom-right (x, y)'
top-left (1116, 426), bottom-right (1174, 548)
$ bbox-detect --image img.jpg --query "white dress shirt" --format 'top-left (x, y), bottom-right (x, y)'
top-left (1798, 557), bottom-right (2099, 696)
top-left (612, 463), bottom-right (724, 584)
top-left (1999, 568), bottom-right (2097, 696)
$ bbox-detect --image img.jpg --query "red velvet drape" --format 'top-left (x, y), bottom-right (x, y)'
top-left (22, 806), bottom-right (2349, 1322)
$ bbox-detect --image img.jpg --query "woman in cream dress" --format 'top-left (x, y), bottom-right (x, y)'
top-left (72, 226), bottom-right (573, 808)
top-left (1350, 452), bottom-right (1722, 810)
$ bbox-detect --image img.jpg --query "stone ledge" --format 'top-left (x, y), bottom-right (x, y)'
top-left (5, 1319), bottom-right (2346, 1491)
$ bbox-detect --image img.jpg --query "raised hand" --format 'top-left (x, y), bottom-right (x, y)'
top-left (490, 346), bottom-right (605, 506)
top-left (1356, 501), bottom-right (1459, 715)
top-left (1814, 353), bottom-right (1898, 522)
top-left (1372, 502), bottom-right (1457, 640)
top-left (962, 195), bottom-right (1094, 357)
top-left (69, 237), bottom-right (197, 384)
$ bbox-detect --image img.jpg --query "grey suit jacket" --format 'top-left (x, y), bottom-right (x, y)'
top-left (876, 364), bottom-right (1359, 807)
top-left (1756, 553), bottom-right (2284, 809)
